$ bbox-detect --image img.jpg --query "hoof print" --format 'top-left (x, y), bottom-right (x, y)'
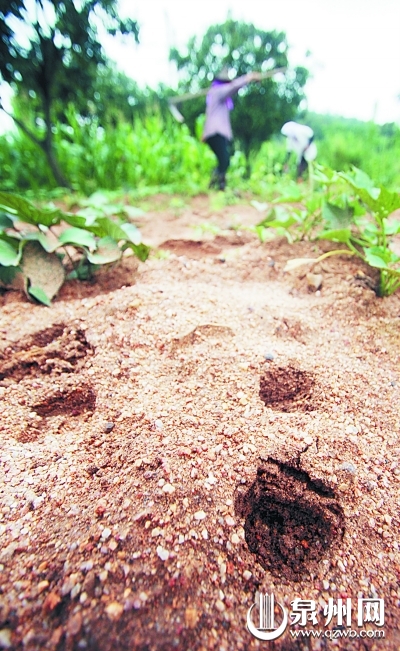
top-left (0, 323), bottom-right (93, 383)
top-left (235, 458), bottom-right (345, 578)
top-left (32, 385), bottom-right (96, 417)
top-left (260, 365), bottom-right (318, 412)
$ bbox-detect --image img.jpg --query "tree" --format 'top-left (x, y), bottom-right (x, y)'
top-left (0, 0), bottom-right (139, 187)
top-left (88, 64), bottom-right (169, 126)
top-left (170, 19), bottom-right (309, 171)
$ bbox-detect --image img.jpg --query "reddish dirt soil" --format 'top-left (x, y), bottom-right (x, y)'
top-left (0, 194), bottom-right (399, 650)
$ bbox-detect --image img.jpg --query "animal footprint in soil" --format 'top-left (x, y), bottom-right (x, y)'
top-left (259, 365), bottom-right (319, 412)
top-left (235, 458), bottom-right (345, 578)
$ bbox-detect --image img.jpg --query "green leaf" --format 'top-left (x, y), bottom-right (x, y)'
top-left (119, 223), bottom-right (142, 245)
top-left (123, 242), bottom-right (151, 262)
top-left (267, 216), bottom-right (299, 229)
top-left (86, 237), bottom-right (122, 264)
top-left (352, 220), bottom-right (379, 246)
top-left (339, 169), bottom-right (400, 217)
top-left (67, 261), bottom-right (99, 281)
top-left (364, 246), bottom-right (400, 267)
top-left (86, 216), bottom-right (128, 241)
top-left (82, 190), bottom-right (113, 208)
top-left (252, 225), bottom-right (277, 243)
top-left (270, 226), bottom-right (294, 243)
top-left (22, 231), bottom-right (59, 253)
top-left (63, 212), bottom-right (93, 229)
top-left (312, 166), bottom-right (339, 184)
top-left (0, 192), bottom-right (61, 227)
top-left (0, 212), bottom-right (15, 230)
top-left (317, 228), bottom-right (352, 243)
top-left (75, 207), bottom-right (102, 226)
top-left (305, 195), bottom-right (323, 215)
top-left (384, 220), bottom-right (400, 236)
top-left (61, 214), bottom-right (148, 262)
top-left (254, 225), bottom-right (267, 242)
top-left (0, 265), bottom-right (20, 286)
top-left (339, 168), bottom-right (380, 198)
top-left (272, 191), bottom-right (303, 204)
top-left (257, 207), bottom-right (299, 230)
top-left (0, 239), bottom-right (22, 266)
top-left (376, 186), bottom-right (400, 216)
top-left (99, 203), bottom-right (127, 217)
top-left (355, 217), bottom-right (378, 234)
top-left (28, 286), bottom-right (52, 306)
top-left (322, 202), bottom-right (353, 229)
top-left (363, 251), bottom-right (389, 269)
top-left (256, 215), bottom-right (275, 228)
top-left (58, 227), bottom-right (97, 248)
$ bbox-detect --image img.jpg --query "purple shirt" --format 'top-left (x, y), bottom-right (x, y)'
top-left (202, 74), bottom-right (253, 141)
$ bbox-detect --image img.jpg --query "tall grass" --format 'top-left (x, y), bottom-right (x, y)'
top-left (1, 106), bottom-right (399, 195)
top-left (306, 113), bottom-right (400, 189)
top-left (0, 108), bottom-right (217, 195)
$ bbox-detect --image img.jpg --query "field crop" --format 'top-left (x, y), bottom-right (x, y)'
top-left (1, 110), bottom-right (399, 195)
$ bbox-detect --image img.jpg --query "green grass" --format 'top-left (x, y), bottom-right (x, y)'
top-left (1, 108), bottom-right (400, 196)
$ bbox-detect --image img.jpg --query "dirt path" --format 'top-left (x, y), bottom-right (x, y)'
top-left (1, 195), bottom-right (399, 650)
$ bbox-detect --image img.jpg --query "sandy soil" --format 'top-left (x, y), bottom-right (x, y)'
top-left (0, 194), bottom-right (399, 651)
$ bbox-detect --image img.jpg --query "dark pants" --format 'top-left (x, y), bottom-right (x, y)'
top-left (205, 134), bottom-right (231, 189)
top-left (297, 156), bottom-right (308, 177)
top-left (297, 135), bottom-right (315, 178)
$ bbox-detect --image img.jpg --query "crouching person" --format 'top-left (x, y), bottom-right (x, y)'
top-left (281, 121), bottom-right (317, 180)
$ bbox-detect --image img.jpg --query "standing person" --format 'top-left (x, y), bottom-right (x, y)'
top-left (280, 121), bottom-right (317, 179)
top-left (203, 68), bottom-right (262, 190)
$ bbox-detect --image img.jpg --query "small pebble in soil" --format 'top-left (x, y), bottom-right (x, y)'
top-left (0, 629), bottom-right (12, 649)
top-left (264, 353), bottom-right (274, 361)
top-left (103, 422), bottom-right (114, 433)
top-left (194, 511), bottom-right (206, 520)
top-left (105, 601), bottom-right (124, 621)
top-left (66, 612), bottom-right (82, 637)
top-left (101, 528), bottom-right (112, 540)
top-left (157, 546), bottom-right (169, 561)
top-left (185, 607), bottom-right (199, 629)
top-left (340, 461), bottom-right (357, 475)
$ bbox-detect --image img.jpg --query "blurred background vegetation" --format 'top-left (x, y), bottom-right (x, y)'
top-left (1, 2), bottom-right (399, 197)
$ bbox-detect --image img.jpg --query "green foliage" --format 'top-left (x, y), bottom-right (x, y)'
top-left (262, 165), bottom-right (400, 297)
top-left (305, 113), bottom-right (400, 188)
top-left (82, 64), bottom-right (173, 127)
top-left (0, 190), bottom-right (149, 304)
top-left (0, 0), bottom-right (139, 186)
top-left (1, 104), bottom-right (400, 197)
top-left (169, 19), bottom-right (308, 161)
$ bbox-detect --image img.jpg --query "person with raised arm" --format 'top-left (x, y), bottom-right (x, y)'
top-left (203, 68), bottom-right (263, 190)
